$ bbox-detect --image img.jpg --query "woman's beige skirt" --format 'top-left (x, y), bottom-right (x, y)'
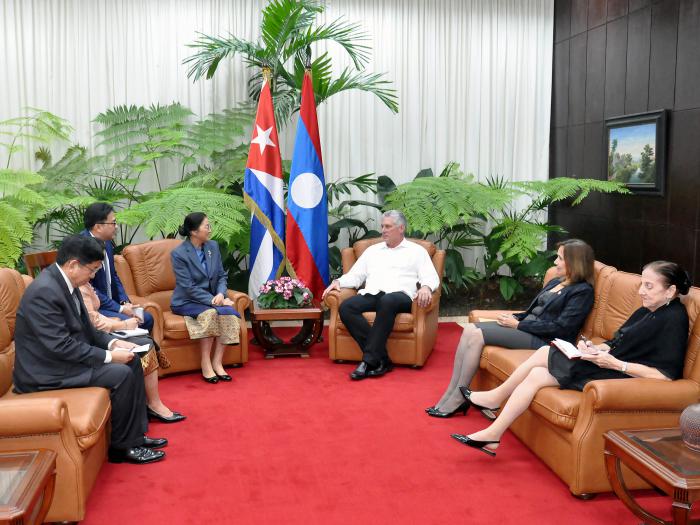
top-left (184, 308), bottom-right (240, 345)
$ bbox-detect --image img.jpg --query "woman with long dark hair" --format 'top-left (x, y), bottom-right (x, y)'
top-left (427, 239), bottom-right (596, 418)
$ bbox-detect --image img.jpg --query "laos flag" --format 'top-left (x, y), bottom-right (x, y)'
top-left (286, 71), bottom-right (329, 300)
top-left (243, 79), bottom-right (286, 299)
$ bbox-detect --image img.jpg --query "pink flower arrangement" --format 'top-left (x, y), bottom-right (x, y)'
top-left (257, 276), bottom-right (314, 309)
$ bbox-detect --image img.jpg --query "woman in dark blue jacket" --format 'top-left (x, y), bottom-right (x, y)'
top-left (427, 239), bottom-right (595, 418)
top-left (171, 212), bottom-right (240, 384)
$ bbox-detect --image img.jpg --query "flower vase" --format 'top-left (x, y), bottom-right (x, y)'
top-left (680, 403), bottom-right (700, 452)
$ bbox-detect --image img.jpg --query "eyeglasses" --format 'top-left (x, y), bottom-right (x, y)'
top-left (97, 221), bottom-right (117, 226)
top-left (79, 262), bottom-right (102, 276)
top-left (199, 224), bottom-right (212, 231)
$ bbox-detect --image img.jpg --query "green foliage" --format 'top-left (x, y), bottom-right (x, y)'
top-left (0, 109), bottom-right (73, 267)
top-left (384, 165), bottom-right (630, 300)
top-left (184, 0), bottom-right (398, 125)
top-left (116, 188), bottom-right (248, 250)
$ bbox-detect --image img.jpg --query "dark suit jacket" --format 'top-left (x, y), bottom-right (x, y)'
top-left (170, 239), bottom-right (228, 309)
top-left (80, 229), bottom-right (129, 311)
top-left (13, 264), bottom-right (113, 393)
top-left (513, 278), bottom-right (594, 343)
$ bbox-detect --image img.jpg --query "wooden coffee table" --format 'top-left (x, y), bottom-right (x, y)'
top-left (250, 305), bottom-right (324, 358)
top-left (0, 449), bottom-right (57, 525)
top-left (604, 428), bottom-right (700, 524)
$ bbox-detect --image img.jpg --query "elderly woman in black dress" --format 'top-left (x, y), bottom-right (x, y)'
top-left (452, 260), bottom-right (692, 456)
top-left (427, 239), bottom-right (595, 418)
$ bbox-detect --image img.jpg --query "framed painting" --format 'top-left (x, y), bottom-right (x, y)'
top-left (605, 110), bottom-right (667, 196)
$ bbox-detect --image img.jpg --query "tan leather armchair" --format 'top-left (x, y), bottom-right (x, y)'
top-left (469, 262), bottom-right (700, 497)
top-left (324, 238), bottom-right (445, 367)
top-left (0, 268), bottom-right (110, 522)
top-left (113, 239), bottom-right (251, 376)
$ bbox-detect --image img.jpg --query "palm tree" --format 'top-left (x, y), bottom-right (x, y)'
top-left (183, 0), bottom-right (398, 125)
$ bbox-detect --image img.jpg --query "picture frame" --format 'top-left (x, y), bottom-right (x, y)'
top-left (605, 110), bottom-right (667, 196)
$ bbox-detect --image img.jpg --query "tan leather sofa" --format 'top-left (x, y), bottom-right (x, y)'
top-left (0, 268), bottom-right (110, 522)
top-left (469, 262), bottom-right (700, 497)
top-left (324, 238), bottom-right (446, 367)
top-left (113, 239), bottom-right (251, 376)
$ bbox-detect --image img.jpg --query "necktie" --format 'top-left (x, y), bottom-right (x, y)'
top-left (198, 248), bottom-right (208, 274)
top-left (71, 289), bottom-right (81, 315)
top-left (103, 250), bottom-right (112, 299)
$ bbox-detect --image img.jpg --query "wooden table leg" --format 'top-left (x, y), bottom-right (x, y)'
top-left (672, 499), bottom-right (691, 525)
top-left (604, 450), bottom-right (666, 525)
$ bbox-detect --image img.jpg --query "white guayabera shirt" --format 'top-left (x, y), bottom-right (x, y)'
top-left (337, 239), bottom-right (440, 299)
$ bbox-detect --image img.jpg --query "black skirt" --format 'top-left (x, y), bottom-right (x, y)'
top-left (548, 346), bottom-right (628, 391)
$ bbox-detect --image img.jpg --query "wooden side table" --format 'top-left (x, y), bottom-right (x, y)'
top-left (0, 449), bottom-right (57, 525)
top-left (250, 305), bottom-right (324, 358)
top-left (604, 428), bottom-right (700, 524)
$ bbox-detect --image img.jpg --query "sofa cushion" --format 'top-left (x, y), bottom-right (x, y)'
top-left (163, 312), bottom-right (191, 339)
top-left (530, 387), bottom-right (582, 431)
top-left (337, 313), bottom-right (415, 333)
top-left (3, 386), bottom-right (111, 451)
top-left (481, 347), bottom-right (534, 381)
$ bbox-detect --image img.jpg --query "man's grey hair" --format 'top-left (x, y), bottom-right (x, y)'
top-left (382, 210), bottom-right (407, 229)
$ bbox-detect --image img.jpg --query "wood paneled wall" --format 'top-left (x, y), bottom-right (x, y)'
top-left (549, 0), bottom-right (700, 279)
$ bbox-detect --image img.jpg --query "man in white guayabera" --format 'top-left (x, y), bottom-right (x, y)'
top-left (322, 210), bottom-right (440, 380)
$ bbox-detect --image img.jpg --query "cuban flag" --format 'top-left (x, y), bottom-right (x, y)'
top-left (286, 71), bottom-right (329, 300)
top-left (244, 80), bottom-right (286, 299)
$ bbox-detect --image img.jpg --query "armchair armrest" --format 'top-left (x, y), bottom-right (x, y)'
top-left (411, 289), bottom-right (441, 316)
top-left (0, 397), bottom-right (71, 436)
top-left (130, 295), bottom-right (164, 346)
top-left (323, 288), bottom-right (357, 310)
top-left (468, 309), bottom-right (520, 323)
top-left (583, 378), bottom-right (700, 411)
top-left (226, 290), bottom-right (251, 314)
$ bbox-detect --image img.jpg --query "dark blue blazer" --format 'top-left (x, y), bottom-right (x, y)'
top-left (80, 229), bottom-right (129, 312)
top-left (170, 239), bottom-right (228, 309)
top-left (514, 278), bottom-right (594, 343)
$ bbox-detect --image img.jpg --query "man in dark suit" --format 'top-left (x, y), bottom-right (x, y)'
top-left (13, 235), bottom-right (166, 464)
top-left (81, 202), bottom-right (154, 331)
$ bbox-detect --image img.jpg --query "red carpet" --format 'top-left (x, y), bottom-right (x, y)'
top-left (83, 323), bottom-right (674, 524)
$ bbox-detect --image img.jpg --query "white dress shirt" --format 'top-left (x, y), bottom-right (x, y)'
top-left (336, 239), bottom-right (440, 299)
top-left (55, 263), bottom-right (117, 362)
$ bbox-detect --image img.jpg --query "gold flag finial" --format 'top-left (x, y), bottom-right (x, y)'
top-left (262, 67), bottom-right (272, 84)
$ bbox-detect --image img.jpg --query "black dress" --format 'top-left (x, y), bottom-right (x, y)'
top-left (548, 298), bottom-right (689, 391)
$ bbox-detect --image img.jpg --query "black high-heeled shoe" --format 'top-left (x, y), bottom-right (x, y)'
top-left (426, 401), bottom-right (469, 418)
top-left (450, 433), bottom-right (500, 456)
top-left (216, 373), bottom-right (232, 382)
top-left (425, 406), bottom-right (435, 413)
top-left (202, 374), bottom-right (219, 384)
top-left (459, 387), bottom-right (499, 421)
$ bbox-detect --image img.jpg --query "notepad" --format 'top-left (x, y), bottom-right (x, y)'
top-left (130, 344), bottom-right (151, 355)
top-left (551, 338), bottom-right (597, 359)
top-left (111, 328), bottom-right (149, 338)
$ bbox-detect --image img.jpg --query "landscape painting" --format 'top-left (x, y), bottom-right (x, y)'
top-left (605, 110), bottom-right (666, 195)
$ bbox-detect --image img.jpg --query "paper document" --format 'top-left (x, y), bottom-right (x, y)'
top-left (130, 344), bottom-right (151, 355)
top-left (111, 328), bottom-right (149, 338)
top-left (551, 338), bottom-right (597, 359)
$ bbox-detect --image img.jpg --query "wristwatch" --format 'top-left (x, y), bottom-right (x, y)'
top-left (621, 361), bottom-right (628, 373)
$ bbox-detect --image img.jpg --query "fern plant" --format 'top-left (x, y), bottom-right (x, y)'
top-left (0, 109), bottom-right (73, 267)
top-left (184, 0), bottom-right (398, 125)
top-left (385, 167), bottom-right (630, 299)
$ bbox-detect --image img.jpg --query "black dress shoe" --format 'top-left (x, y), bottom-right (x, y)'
top-left (147, 407), bottom-right (186, 423)
top-left (108, 446), bottom-right (165, 464)
top-left (202, 374), bottom-right (219, 384)
top-left (350, 361), bottom-right (372, 380)
top-left (450, 433), bottom-right (500, 457)
top-left (426, 401), bottom-right (469, 418)
top-left (215, 373), bottom-right (232, 381)
top-left (367, 360), bottom-right (394, 378)
top-left (142, 436), bottom-right (168, 449)
top-left (459, 387), bottom-right (499, 421)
